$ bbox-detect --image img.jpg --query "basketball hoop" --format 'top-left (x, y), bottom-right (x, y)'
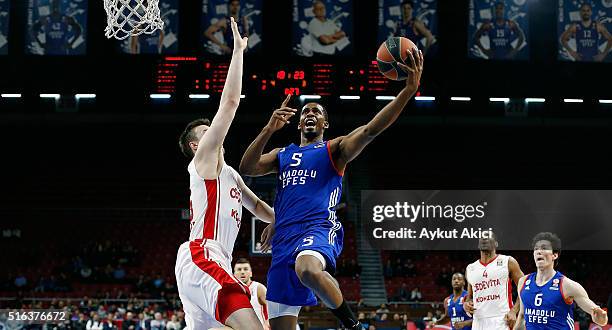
top-left (103, 0), bottom-right (164, 40)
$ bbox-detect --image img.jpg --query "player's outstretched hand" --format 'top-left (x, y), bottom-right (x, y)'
top-left (592, 306), bottom-right (608, 326)
top-left (260, 223), bottom-right (275, 252)
top-left (397, 48), bottom-right (423, 96)
top-left (265, 94), bottom-right (297, 133)
top-left (230, 17), bottom-right (248, 52)
top-left (504, 311), bottom-right (517, 328)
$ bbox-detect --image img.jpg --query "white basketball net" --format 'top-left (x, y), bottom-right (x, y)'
top-left (103, 0), bottom-right (164, 40)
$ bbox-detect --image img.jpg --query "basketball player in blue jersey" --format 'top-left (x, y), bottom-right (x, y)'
top-left (513, 232), bottom-right (608, 330)
top-left (560, 3), bottom-right (612, 62)
top-left (240, 49), bottom-right (423, 330)
top-left (395, 1), bottom-right (434, 54)
top-left (205, 0), bottom-right (249, 54)
top-left (130, 31), bottom-right (165, 54)
top-left (31, 0), bottom-right (82, 55)
top-left (430, 273), bottom-right (472, 329)
top-left (473, 2), bottom-right (524, 59)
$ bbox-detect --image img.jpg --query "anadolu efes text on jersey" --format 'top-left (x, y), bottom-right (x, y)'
top-left (274, 141), bottom-right (343, 234)
top-left (520, 272), bottom-right (574, 330)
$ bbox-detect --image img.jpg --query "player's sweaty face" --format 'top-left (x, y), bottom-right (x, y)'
top-left (300, 105), bottom-right (326, 132)
top-left (451, 274), bottom-right (464, 289)
top-left (533, 240), bottom-right (554, 266)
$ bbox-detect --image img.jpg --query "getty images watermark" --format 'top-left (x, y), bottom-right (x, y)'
top-left (362, 190), bottom-right (612, 250)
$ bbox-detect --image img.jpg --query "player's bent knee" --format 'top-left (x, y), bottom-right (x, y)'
top-left (295, 262), bottom-right (323, 286)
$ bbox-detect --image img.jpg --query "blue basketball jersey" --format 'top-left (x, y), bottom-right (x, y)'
top-left (273, 141), bottom-right (343, 236)
top-left (448, 290), bottom-right (472, 330)
top-left (139, 33), bottom-right (161, 54)
top-left (397, 19), bottom-right (420, 44)
top-left (576, 22), bottom-right (599, 60)
top-left (45, 15), bottom-right (69, 54)
top-left (520, 272), bottom-right (574, 330)
top-left (488, 20), bottom-right (513, 58)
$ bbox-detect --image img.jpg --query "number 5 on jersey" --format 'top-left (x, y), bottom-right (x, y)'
top-left (290, 153), bottom-right (302, 167)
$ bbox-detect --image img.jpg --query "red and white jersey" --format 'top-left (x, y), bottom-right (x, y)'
top-left (466, 254), bottom-right (513, 319)
top-left (248, 281), bottom-right (268, 327)
top-left (188, 161), bottom-right (243, 258)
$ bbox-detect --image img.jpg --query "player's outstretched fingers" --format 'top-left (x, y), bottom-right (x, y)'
top-left (397, 62), bottom-right (414, 74)
top-left (281, 94), bottom-right (292, 107)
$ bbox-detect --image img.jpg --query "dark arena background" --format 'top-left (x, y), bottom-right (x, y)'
top-left (1, 0), bottom-right (611, 329)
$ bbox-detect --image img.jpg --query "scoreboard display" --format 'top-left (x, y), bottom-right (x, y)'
top-left (153, 57), bottom-right (390, 96)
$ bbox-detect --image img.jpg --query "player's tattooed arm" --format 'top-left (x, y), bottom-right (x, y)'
top-left (561, 24), bottom-right (581, 60)
top-left (564, 277), bottom-right (609, 326)
top-left (329, 49), bottom-right (423, 172)
top-left (238, 175), bottom-right (274, 224)
top-left (512, 276), bottom-right (527, 330)
top-left (240, 94), bottom-right (296, 176)
top-left (195, 17), bottom-right (247, 179)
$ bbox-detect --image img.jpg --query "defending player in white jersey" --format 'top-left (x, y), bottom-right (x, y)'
top-left (174, 17), bottom-right (274, 330)
top-left (234, 258), bottom-right (270, 330)
top-left (464, 232), bottom-right (525, 330)
top-left (513, 232), bottom-right (608, 330)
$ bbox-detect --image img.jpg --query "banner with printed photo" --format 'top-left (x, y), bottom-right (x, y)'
top-left (25, 0), bottom-right (87, 55)
top-left (0, 0), bottom-right (9, 55)
top-left (119, 0), bottom-right (179, 55)
top-left (558, 0), bottom-right (612, 62)
top-left (293, 0), bottom-right (354, 57)
top-left (468, 0), bottom-right (530, 60)
top-left (378, 0), bottom-right (438, 56)
top-left (202, 0), bottom-right (262, 55)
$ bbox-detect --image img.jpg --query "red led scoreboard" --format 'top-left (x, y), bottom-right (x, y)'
top-left (154, 57), bottom-right (390, 96)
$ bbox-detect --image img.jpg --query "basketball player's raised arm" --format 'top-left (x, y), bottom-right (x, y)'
top-left (238, 175), bottom-right (274, 224)
top-left (564, 277), bottom-right (609, 326)
top-left (240, 94), bottom-right (297, 176)
top-left (194, 17), bottom-right (247, 179)
top-left (330, 49), bottom-right (423, 170)
top-left (512, 276), bottom-right (527, 330)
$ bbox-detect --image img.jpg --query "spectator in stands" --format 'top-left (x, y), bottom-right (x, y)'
top-left (410, 287), bottom-right (422, 302)
top-left (393, 313), bottom-right (400, 321)
top-left (376, 303), bottom-right (390, 315)
top-left (394, 258), bottom-right (404, 275)
top-left (87, 314), bottom-right (104, 330)
top-left (113, 265), bottom-right (126, 281)
top-left (150, 312), bottom-right (166, 330)
top-left (152, 274), bottom-right (164, 289)
top-left (81, 265), bottom-right (93, 281)
top-left (73, 313), bottom-right (88, 330)
top-left (420, 311), bottom-right (434, 329)
top-left (103, 314), bottom-right (116, 330)
top-left (368, 325), bottom-right (376, 330)
top-left (379, 313), bottom-right (389, 323)
top-left (14, 274), bottom-right (27, 289)
top-left (384, 259), bottom-right (393, 277)
top-left (404, 259), bottom-right (417, 277)
top-left (122, 312), bottom-right (139, 330)
top-left (394, 282), bottom-right (410, 302)
top-left (166, 315), bottom-right (181, 329)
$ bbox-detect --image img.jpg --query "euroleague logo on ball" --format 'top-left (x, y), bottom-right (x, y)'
top-left (376, 36), bottom-right (417, 81)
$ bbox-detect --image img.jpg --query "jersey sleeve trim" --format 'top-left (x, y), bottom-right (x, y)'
top-left (326, 141), bottom-right (344, 176)
top-left (559, 276), bottom-right (574, 305)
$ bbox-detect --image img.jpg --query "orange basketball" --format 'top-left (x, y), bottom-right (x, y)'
top-left (376, 37), bottom-right (418, 81)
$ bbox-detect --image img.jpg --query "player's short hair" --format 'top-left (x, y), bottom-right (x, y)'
top-left (452, 272), bottom-right (465, 279)
top-left (495, 1), bottom-right (505, 8)
top-left (179, 118), bottom-right (211, 159)
top-left (235, 258), bottom-right (251, 266)
top-left (401, 0), bottom-right (414, 8)
top-left (302, 103), bottom-right (329, 121)
top-left (580, 2), bottom-right (592, 9)
top-left (532, 232), bottom-right (562, 265)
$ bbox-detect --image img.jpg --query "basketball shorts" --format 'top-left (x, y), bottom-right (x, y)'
top-left (175, 240), bottom-right (252, 329)
top-left (266, 224), bottom-right (344, 307)
top-left (471, 315), bottom-right (508, 330)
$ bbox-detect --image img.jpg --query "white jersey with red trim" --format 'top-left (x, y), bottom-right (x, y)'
top-left (466, 254), bottom-right (513, 320)
top-left (248, 281), bottom-right (268, 327)
top-left (188, 161), bottom-right (243, 257)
